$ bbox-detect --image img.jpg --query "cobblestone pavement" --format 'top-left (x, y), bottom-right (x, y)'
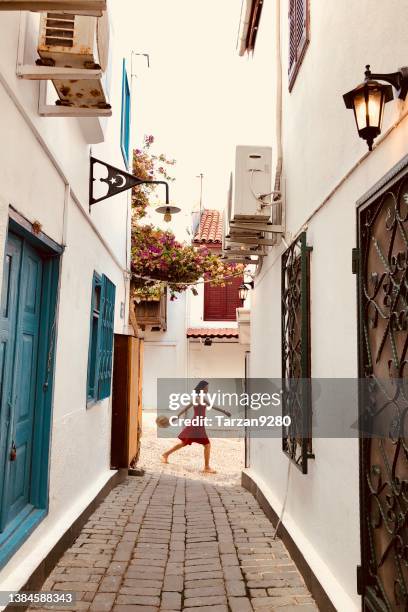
top-left (29, 415), bottom-right (318, 612)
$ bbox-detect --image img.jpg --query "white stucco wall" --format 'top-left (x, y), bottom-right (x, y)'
top-left (233, 1), bottom-right (408, 611)
top-left (0, 6), bottom-right (132, 594)
top-left (142, 293), bottom-right (188, 410)
top-left (188, 341), bottom-right (247, 380)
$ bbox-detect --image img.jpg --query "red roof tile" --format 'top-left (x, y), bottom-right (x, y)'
top-left (187, 327), bottom-right (239, 339)
top-left (194, 210), bottom-right (223, 244)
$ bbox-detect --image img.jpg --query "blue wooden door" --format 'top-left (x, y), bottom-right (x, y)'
top-left (0, 234), bottom-right (43, 532)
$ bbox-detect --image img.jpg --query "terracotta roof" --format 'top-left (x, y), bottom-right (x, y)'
top-left (194, 210), bottom-right (223, 244)
top-left (187, 327), bottom-right (239, 339)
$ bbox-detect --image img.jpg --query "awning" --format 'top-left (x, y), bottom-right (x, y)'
top-left (187, 328), bottom-right (239, 339)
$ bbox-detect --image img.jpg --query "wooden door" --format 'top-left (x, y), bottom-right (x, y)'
top-left (0, 235), bottom-right (43, 531)
top-left (111, 335), bottom-right (143, 469)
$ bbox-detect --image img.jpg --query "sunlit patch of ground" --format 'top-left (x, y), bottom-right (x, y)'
top-left (138, 412), bottom-right (245, 486)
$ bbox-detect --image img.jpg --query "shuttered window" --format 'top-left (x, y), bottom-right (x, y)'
top-left (120, 60), bottom-right (131, 168)
top-left (204, 276), bottom-right (243, 321)
top-left (87, 272), bottom-right (116, 403)
top-left (288, 0), bottom-right (309, 91)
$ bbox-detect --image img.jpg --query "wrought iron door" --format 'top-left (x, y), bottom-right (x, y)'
top-left (357, 163), bottom-right (408, 611)
top-left (281, 232), bottom-right (313, 474)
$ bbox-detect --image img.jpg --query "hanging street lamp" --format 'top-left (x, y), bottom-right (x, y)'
top-left (343, 65), bottom-right (408, 151)
top-left (155, 204), bottom-right (181, 223)
top-left (238, 282), bottom-right (254, 301)
top-left (89, 157), bottom-right (180, 221)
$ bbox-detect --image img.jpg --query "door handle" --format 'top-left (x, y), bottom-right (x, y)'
top-left (9, 441), bottom-right (16, 462)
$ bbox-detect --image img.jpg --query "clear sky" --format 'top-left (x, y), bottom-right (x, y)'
top-left (113, 0), bottom-right (274, 233)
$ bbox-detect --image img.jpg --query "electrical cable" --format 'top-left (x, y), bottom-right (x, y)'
top-left (132, 268), bottom-right (254, 288)
top-left (249, 170), bottom-right (282, 208)
top-left (273, 458), bottom-right (292, 540)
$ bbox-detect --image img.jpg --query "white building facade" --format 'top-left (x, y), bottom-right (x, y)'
top-left (0, 1), bottom-right (134, 596)
top-left (233, 1), bottom-right (408, 611)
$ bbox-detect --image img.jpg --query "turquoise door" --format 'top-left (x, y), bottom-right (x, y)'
top-left (0, 233), bottom-right (43, 533)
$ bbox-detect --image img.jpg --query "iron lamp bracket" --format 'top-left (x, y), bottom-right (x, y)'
top-left (365, 64), bottom-right (408, 100)
top-left (89, 157), bottom-right (170, 210)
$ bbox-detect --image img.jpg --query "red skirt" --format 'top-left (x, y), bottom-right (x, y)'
top-left (178, 427), bottom-right (210, 446)
top-left (178, 406), bottom-right (210, 446)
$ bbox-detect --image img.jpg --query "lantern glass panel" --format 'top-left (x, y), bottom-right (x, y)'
top-left (239, 285), bottom-right (248, 301)
top-left (353, 87), bottom-right (382, 132)
top-left (367, 88), bottom-right (382, 127)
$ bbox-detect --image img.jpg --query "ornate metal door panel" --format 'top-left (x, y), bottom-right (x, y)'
top-left (281, 232), bottom-right (313, 474)
top-left (357, 164), bottom-right (408, 611)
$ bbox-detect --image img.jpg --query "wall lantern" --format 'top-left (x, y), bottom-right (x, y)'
top-left (343, 65), bottom-right (408, 151)
top-left (238, 282), bottom-right (254, 301)
top-left (89, 157), bottom-right (180, 220)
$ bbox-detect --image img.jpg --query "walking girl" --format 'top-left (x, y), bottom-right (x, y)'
top-left (161, 380), bottom-right (230, 473)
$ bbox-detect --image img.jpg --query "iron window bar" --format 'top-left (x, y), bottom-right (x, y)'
top-left (281, 232), bottom-right (313, 474)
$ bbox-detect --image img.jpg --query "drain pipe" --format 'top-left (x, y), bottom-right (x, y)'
top-left (237, 0), bottom-right (253, 56)
top-left (62, 184), bottom-right (70, 247)
top-left (272, 0), bottom-right (283, 242)
top-left (271, 1), bottom-right (292, 538)
top-left (255, 0), bottom-right (284, 279)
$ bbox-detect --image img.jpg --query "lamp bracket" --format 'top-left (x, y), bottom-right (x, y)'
top-left (365, 64), bottom-right (408, 100)
top-left (89, 157), bottom-right (169, 210)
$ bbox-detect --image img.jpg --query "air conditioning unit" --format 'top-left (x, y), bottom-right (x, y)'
top-left (37, 10), bottom-right (110, 109)
top-left (0, 0), bottom-right (106, 15)
top-left (230, 145), bottom-right (272, 221)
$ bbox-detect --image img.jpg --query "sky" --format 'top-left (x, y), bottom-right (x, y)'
top-left (112, 0), bottom-right (274, 236)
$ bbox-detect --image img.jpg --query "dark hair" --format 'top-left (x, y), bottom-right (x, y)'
top-left (194, 380), bottom-right (209, 392)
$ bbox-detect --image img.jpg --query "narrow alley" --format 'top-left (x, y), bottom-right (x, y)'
top-left (27, 416), bottom-right (317, 612)
top-left (0, 2), bottom-right (407, 610)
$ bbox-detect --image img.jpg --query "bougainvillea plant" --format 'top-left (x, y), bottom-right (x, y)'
top-left (132, 135), bottom-right (176, 220)
top-left (131, 223), bottom-right (244, 300)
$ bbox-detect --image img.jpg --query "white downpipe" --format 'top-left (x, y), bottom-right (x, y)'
top-left (255, 0), bottom-right (284, 276)
top-left (62, 184), bottom-right (70, 247)
top-left (237, 0), bottom-right (253, 56)
top-left (273, 0), bottom-right (283, 233)
top-left (185, 292), bottom-right (191, 380)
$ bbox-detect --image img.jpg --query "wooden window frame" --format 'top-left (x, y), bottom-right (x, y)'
top-left (288, 0), bottom-right (310, 92)
top-left (245, 0), bottom-right (264, 54)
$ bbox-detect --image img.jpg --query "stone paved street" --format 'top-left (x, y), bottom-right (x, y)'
top-left (29, 416), bottom-right (318, 612)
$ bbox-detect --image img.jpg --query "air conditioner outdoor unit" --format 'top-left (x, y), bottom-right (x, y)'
top-left (37, 10), bottom-right (110, 109)
top-left (223, 163), bottom-right (273, 255)
top-left (0, 1), bottom-right (106, 15)
top-left (230, 145), bottom-right (272, 222)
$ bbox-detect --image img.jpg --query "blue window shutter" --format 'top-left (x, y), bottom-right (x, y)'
top-left (97, 275), bottom-right (116, 400)
top-left (87, 272), bottom-right (102, 402)
top-left (120, 59), bottom-right (131, 168)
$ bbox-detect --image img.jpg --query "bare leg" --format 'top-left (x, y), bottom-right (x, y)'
top-left (201, 443), bottom-right (217, 474)
top-left (161, 442), bottom-right (186, 463)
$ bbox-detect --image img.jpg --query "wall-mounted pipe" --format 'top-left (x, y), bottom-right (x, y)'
top-left (237, 0), bottom-right (253, 56)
